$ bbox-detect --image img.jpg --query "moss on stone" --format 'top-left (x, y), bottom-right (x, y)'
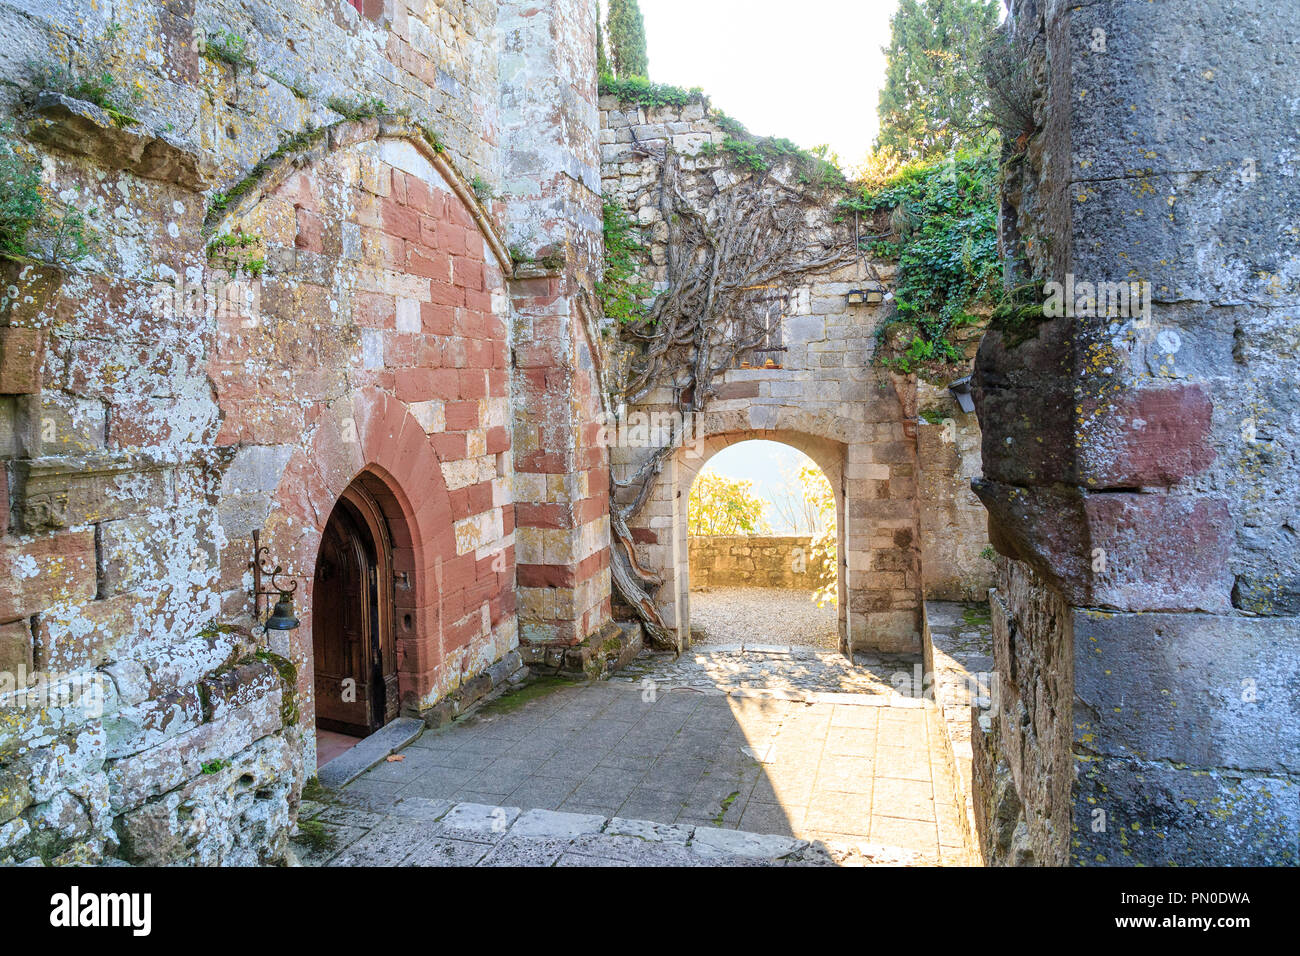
top-left (255, 650), bottom-right (299, 726)
top-left (474, 675), bottom-right (578, 716)
top-left (989, 281), bottom-right (1050, 349)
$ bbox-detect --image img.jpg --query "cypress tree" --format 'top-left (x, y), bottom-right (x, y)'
top-left (607, 0), bottom-right (649, 78)
top-left (597, 16), bottom-right (609, 76)
top-left (875, 0), bottom-right (999, 161)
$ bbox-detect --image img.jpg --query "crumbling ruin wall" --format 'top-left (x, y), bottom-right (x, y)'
top-left (0, 0), bottom-right (604, 865)
top-left (598, 95), bottom-right (929, 654)
top-left (972, 0), bottom-right (1300, 865)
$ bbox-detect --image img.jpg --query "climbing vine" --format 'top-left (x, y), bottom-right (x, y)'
top-left (840, 147), bottom-right (1002, 373)
top-left (604, 135), bottom-right (856, 647)
top-left (596, 199), bottom-right (652, 326)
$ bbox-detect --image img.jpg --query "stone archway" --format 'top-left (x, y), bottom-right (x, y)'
top-left (263, 387), bottom-right (458, 768)
top-left (670, 429), bottom-right (850, 654)
top-left (619, 388), bottom-right (926, 656)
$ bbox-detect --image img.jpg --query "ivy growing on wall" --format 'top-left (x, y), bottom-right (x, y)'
top-left (840, 147), bottom-right (1002, 371)
top-left (598, 75), bottom-right (705, 109)
top-left (596, 198), bottom-right (652, 325)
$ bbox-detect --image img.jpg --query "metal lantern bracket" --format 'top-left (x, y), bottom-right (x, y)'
top-left (948, 375), bottom-right (976, 414)
top-left (250, 529), bottom-right (300, 628)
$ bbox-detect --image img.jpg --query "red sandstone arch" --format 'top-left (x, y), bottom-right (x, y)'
top-left (266, 386), bottom-right (457, 735)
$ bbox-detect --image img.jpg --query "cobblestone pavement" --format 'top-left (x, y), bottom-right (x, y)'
top-left (690, 586), bottom-right (839, 649)
top-left (305, 647), bottom-right (973, 866)
top-left (610, 644), bottom-right (919, 696)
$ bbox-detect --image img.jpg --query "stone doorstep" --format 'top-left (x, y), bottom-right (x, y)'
top-left (725, 687), bottom-right (923, 708)
top-left (316, 717), bottom-right (425, 790)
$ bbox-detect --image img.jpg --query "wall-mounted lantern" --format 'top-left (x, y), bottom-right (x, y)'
top-left (250, 529), bottom-right (301, 632)
top-left (846, 281), bottom-right (886, 306)
top-left (948, 375), bottom-right (975, 414)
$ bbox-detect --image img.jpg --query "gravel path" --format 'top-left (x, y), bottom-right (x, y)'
top-left (689, 586), bottom-right (839, 649)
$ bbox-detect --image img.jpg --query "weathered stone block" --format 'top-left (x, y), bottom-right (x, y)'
top-left (975, 480), bottom-right (1232, 611)
top-left (1073, 758), bottom-right (1298, 867)
top-left (0, 619), bottom-right (32, 675)
top-left (0, 530), bottom-right (95, 622)
top-left (8, 456), bottom-right (171, 533)
top-left (1073, 610), bottom-right (1300, 773)
top-left (104, 687), bottom-right (205, 760)
top-left (0, 327), bottom-right (44, 395)
top-left (198, 659), bottom-right (280, 722)
top-left (25, 92), bottom-right (211, 189)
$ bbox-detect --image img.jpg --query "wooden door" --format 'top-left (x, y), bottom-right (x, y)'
top-left (313, 486), bottom-right (398, 737)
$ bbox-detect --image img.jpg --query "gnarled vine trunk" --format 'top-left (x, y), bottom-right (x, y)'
top-left (605, 144), bottom-right (861, 650)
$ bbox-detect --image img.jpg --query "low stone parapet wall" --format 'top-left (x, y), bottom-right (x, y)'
top-left (689, 535), bottom-right (827, 590)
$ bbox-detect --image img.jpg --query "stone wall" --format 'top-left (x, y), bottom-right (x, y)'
top-left (499, 0), bottom-right (612, 652)
top-left (689, 535), bottom-right (828, 590)
top-left (599, 94), bottom-right (929, 655)
top-left (971, 0), bottom-right (1300, 866)
top-left (916, 380), bottom-right (993, 602)
top-left (0, 0), bottom-right (606, 865)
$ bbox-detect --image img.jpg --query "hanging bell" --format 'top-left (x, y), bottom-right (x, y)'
top-left (265, 591), bottom-right (301, 630)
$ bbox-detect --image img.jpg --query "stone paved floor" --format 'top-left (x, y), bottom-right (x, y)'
top-left (302, 640), bottom-right (972, 867)
top-left (610, 644), bottom-right (919, 696)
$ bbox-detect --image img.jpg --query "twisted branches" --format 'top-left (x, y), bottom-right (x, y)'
top-left (607, 151), bottom-right (856, 649)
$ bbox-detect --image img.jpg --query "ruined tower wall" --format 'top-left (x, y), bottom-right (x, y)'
top-left (498, 0), bottom-right (612, 654)
top-left (972, 0), bottom-right (1300, 865)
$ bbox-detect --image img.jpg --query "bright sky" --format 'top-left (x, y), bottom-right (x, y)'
top-left (637, 0), bottom-right (900, 167)
top-left (698, 440), bottom-right (821, 534)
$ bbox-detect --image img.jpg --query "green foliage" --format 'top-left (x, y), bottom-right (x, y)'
top-left (597, 198), bottom-right (652, 325)
top-left (0, 131), bottom-right (45, 259)
top-left (713, 113), bottom-right (846, 189)
top-left (794, 465), bottom-right (838, 609)
top-left (326, 95), bottom-right (390, 121)
top-left (29, 23), bottom-right (143, 128)
top-left (596, 19), bottom-right (609, 76)
top-left (875, 0), bottom-right (1000, 161)
top-left (470, 174), bottom-right (494, 201)
top-left (688, 471), bottom-right (771, 536)
top-left (987, 280), bottom-right (1050, 349)
top-left (200, 759), bottom-right (230, 775)
top-left (417, 122), bottom-right (446, 154)
top-left (0, 125), bottom-right (94, 263)
top-left (598, 75), bottom-right (705, 109)
top-left (201, 29), bottom-right (255, 69)
top-left (606, 0), bottom-right (649, 78)
top-left (844, 148), bottom-right (1001, 366)
top-left (207, 230), bottom-right (264, 276)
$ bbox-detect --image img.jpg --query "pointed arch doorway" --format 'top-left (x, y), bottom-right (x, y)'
top-left (313, 481), bottom-right (400, 739)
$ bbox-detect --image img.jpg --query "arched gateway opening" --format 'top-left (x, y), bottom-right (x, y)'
top-left (313, 481), bottom-right (399, 742)
top-left (686, 439), bottom-right (842, 650)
